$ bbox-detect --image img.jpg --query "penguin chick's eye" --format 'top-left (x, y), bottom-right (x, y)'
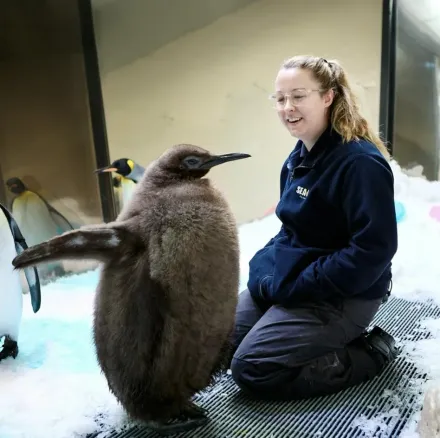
top-left (183, 156), bottom-right (202, 168)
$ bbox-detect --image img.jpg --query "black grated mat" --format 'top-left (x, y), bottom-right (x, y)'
top-left (87, 297), bottom-right (440, 438)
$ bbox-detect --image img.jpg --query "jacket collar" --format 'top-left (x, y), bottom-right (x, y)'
top-left (288, 125), bottom-right (342, 170)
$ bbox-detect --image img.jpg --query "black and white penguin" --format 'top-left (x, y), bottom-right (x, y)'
top-left (0, 202), bottom-right (41, 361)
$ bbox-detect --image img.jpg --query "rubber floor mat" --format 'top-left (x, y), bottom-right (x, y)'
top-left (87, 297), bottom-right (440, 438)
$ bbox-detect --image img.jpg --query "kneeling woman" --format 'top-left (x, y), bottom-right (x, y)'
top-left (231, 55), bottom-right (398, 400)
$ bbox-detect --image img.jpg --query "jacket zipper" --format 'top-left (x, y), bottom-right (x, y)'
top-left (290, 164), bottom-right (312, 181)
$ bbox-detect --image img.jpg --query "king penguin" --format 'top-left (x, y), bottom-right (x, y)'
top-left (6, 177), bottom-right (74, 281)
top-left (12, 144), bottom-right (250, 435)
top-left (95, 158), bottom-right (145, 211)
top-left (0, 202), bottom-right (41, 361)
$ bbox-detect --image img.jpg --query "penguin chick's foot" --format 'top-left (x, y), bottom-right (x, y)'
top-left (0, 336), bottom-right (19, 361)
top-left (144, 402), bottom-right (209, 436)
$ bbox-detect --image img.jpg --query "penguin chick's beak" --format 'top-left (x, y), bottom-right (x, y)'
top-left (94, 166), bottom-right (118, 174)
top-left (199, 153), bottom-right (251, 169)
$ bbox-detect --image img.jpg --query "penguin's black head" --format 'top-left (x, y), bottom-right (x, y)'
top-left (158, 144), bottom-right (251, 179)
top-left (95, 158), bottom-right (134, 177)
top-left (6, 177), bottom-right (26, 194)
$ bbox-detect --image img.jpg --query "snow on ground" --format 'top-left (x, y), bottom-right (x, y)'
top-left (1, 159), bottom-right (440, 437)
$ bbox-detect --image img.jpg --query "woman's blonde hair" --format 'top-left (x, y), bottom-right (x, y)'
top-left (281, 55), bottom-right (390, 160)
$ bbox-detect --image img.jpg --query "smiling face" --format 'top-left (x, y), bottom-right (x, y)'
top-left (273, 67), bottom-right (334, 149)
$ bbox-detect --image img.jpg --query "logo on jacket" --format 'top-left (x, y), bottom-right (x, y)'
top-left (296, 185), bottom-right (309, 199)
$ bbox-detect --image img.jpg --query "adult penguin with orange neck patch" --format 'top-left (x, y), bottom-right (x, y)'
top-left (12, 144), bottom-right (251, 435)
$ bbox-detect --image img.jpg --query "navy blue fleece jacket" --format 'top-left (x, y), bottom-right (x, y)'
top-left (247, 127), bottom-right (398, 307)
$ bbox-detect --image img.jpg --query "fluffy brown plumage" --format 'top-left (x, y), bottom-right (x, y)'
top-left (11, 144), bottom-right (250, 434)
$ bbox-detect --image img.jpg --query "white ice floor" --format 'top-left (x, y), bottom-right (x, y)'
top-left (2, 160), bottom-right (440, 438)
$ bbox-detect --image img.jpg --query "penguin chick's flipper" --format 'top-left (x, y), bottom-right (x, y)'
top-left (0, 336), bottom-right (19, 361)
top-left (145, 402), bottom-right (209, 436)
top-left (0, 202), bottom-right (41, 313)
top-left (11, 224), bottom-right (136, 271)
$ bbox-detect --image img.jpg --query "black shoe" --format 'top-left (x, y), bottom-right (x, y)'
top-left (364, 326), bottom-right (399, 368)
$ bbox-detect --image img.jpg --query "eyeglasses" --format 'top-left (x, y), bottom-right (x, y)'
top-left (268, 88), bottom-right (323, 108)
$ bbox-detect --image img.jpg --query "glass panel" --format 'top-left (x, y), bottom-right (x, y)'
top-left (0, 1), bottom-right (103, 284)
top-left (394, 0), bottom-right (440, 180)
top-left (91, 0), bottom-right (384, 222)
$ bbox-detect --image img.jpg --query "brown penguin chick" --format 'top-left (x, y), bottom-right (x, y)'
top-left (11, 144), bottom-right (251, 435)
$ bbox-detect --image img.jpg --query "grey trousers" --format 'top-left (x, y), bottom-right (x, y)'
top-left (230, 289), bottom-right (383, 400)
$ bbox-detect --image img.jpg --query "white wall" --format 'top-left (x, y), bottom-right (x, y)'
top-left (94, 0), bottom-right (383, 224)
top-left (92, 0), bottom-right (259, 75)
